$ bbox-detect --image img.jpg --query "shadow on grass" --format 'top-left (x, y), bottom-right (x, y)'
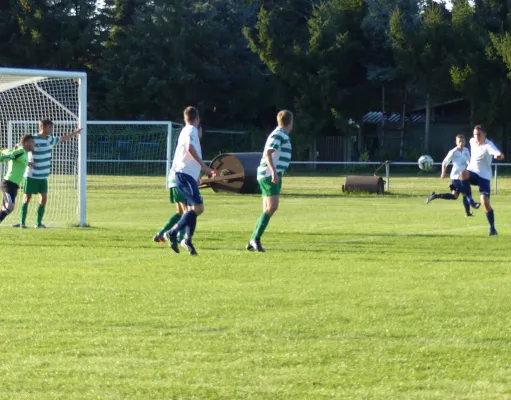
top-left (297, 232), bottom-right (467, 238)
top-left (281, 192), bottom-right (423, 199)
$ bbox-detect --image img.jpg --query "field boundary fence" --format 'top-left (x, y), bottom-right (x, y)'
top-left (286, 161), bottom-right (511, 194)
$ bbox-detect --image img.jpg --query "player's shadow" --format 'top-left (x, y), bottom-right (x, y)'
top-left (281, 193), bottom-right (346, 198)
top-left (280, 193), bottom-right (421, 198)
top-left (298, 232), bottom-right (463, 238)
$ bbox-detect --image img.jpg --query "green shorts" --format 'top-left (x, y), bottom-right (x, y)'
top-left (169, 187), bottom-right (185, 204)
top-left (24, 177), bottom-right (48, 195)
top-left (258, 174), bottom-right (283, 197)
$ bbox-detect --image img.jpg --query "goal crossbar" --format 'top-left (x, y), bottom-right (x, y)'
top-left (0, 68), bottom-right (87, 226)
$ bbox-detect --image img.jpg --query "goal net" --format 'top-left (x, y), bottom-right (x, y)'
top-left (87, 121), bottom-right (181, 191)
top-left (0, 68), bottom-right (87, 226)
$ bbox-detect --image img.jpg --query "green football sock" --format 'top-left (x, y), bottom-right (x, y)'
top-left (177, 228), bottom-right (186, 242)
top-left (20, 203), bottom-right (28, 226)
top-left (158, 213), bottom-right (182, 236)
top-left (36, 204), bottom-right (45, 226)
top-left (251, 212), bottom-right (271, 241)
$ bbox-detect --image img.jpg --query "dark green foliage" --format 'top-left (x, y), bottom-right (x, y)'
top-left (5, 1), bottom-right (511, 157)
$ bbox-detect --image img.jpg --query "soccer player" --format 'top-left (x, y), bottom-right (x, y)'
top-left (426, 134), bottom-right (476, 216)
top-left (459, 125), bottom-right (504, 236)
top-left (164, 108), bottom-right (215, 255)
top-left (246, 110), bottom-right (293, 252)
top-left (0, 134), bottom-right (35, 224)
top-left (153, 126), bottom-right (204, 246)
top-left (13, 120), bottom-right (81, 228)
top-left (153, 170), bottom-right (188, 244)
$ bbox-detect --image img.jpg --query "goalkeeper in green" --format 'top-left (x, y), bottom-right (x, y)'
top-left (0, 134), bottom-right (35, 224)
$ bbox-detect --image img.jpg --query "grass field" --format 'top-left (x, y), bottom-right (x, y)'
top-left (2, 175), bottom-right (511, 399)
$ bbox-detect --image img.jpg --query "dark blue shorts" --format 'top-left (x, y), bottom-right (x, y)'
top-left (449, 179), bottom-right (462, 193)
top-left (174, 172), bottom-right (203, 206)
top-left (468, 171), bottom-right (491, 196)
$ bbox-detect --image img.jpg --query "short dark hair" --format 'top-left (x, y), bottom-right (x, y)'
top-left (277, 110), bottom-right (293, 127)
top-left (474, 124), bottom-right (486, 133)
top-left (183, 107), bottom-right (199, 123)
top-left (39, 119), bottom-right (53, 129)
top-left (21, 134), bottom-right (34, 145)
top-left (456, 134), bottom-right (465, 140)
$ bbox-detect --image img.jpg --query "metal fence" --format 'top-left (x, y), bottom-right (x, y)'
top-left (284, 161), bottom-right (511, 194)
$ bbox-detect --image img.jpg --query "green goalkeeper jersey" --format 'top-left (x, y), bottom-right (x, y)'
top-left (0, 147), bottom-right (28, 186)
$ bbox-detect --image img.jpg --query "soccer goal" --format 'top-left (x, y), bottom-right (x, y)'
top-left (0, 68), bottom-right (87, 226)
top-left (87, 121), bottom-right (182, 187)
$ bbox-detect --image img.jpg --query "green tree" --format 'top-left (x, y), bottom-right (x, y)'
top-left (362, 0), bottom-right (420, 158)
top-left (0, 1), bottom-right (24, 66)
top-left (99, 0), bottom-right (268, 127)
top-left (245, 0), bottom-right (370, 159)
top-left (472, 0), bottom-right (511, 155)
top-left (390, 1), bottom-right (453, 152)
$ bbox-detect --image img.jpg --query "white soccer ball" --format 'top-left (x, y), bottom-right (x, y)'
top-left (418, 155), bottom-right (434, 171)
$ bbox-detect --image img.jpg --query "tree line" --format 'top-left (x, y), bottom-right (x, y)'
top-left (2, 0), bottom-right (511, 158)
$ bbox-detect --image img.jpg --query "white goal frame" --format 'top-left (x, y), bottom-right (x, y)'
top-left (0, 67), bottom-right (87, 226)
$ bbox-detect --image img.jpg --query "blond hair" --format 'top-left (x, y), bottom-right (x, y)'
top-left (183, 106), bottom-right (199, 124)
top-left (277, 110), bottom-right (293, 127)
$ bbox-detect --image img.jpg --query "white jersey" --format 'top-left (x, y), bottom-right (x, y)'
top-left (170, 124), bottom-right (202, 181)
top-left (442, 147), bottom-right (470, 179)
top-left (167, 170), bottom-right (177, 189)
top-left (467, 137), bottom-right (502, 181)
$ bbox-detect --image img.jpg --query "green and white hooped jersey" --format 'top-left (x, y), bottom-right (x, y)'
top-left (25, 134), bottom-right (60, 180)
top-left (257, 127), bottom-right (292, 180)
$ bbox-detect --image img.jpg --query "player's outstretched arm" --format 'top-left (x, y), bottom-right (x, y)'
top-left (60, 128), bottom-right (82, 143)
top-left (0, 149), bottom-right (19, 163)
top-left (488, 141), bottom-right (504, 160)
top-left (440, 149), bottom-right (454, 179)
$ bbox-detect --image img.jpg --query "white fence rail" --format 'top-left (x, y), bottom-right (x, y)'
top-left (286, 161), bottom-right (511, 194)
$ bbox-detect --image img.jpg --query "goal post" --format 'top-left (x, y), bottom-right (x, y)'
top-left (0, 67), bottom-right (87, 226)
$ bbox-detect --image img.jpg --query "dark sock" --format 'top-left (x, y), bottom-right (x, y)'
top-left (21, 203), bottom-right (28, 225)
top-left (437, 193), bottom-right (456, 200)
top-left (461, 181), bottom-right (476, 205)
top-left (172, 210), bottom-right (197, 235)
top-left (0, 209), bottom-right (9, 223)
top-left (251, 212), bottom-right (271, 241)
top-left (158, 213), bottom-right (181, 236)
top-left (486, 209), bottom-right (495, 229)
top-left (462, 196), bottom-right (470, 214)
top-left (36, 204), bottom-right (45, 226)
top-left (185, 212), bottom-right (198, 239)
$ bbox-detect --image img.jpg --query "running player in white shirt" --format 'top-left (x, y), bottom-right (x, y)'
top-left (164, 107), bottom-right (216, 255)
top-left (426, 134), bottom-right (476, 216)
top-left (459, 125), bottom-right (504, 236)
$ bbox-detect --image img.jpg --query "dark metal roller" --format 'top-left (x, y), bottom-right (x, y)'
top-left (342, 176), bottom-right (385, 194)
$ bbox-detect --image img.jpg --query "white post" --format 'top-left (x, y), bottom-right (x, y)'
top-left (494, 164), bottom-right (498, 195)
top-left (78, 76), bottom-right (87, 226)
top-left (166, 122), bottom-right (173, 187)
top-left (7, 121), bottom-right (13, 149)
top-left (385, 161), bottom-right (390, 192)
